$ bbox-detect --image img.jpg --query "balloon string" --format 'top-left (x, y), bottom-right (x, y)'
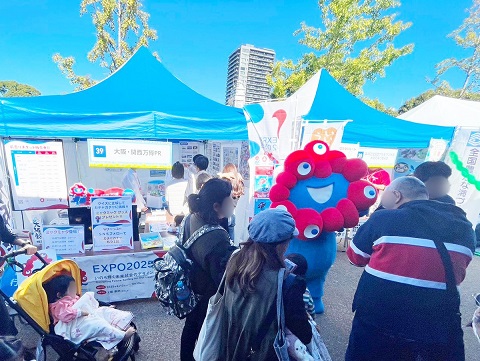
top-left (449, 151), bottom-right (480, 191)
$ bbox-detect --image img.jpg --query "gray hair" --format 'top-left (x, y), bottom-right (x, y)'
top-left (389, 176), bottom-right (429, 200)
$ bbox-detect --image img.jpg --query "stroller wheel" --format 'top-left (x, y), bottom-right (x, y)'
top-left (111, 334), bottom-right (135, 361)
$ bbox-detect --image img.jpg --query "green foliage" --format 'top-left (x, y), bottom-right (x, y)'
top-left (430, 0), bottom-right (480, 96)
top-left (268, 0), bottom-right (413, 98)
top-left (362, 97), bottom-right (398, 116)
top-left (399, 0), bottom-right (480, 114)
top-left (53, 0), bottom-right (157, 91)
top-left (0, 81), bottom-right (41, 97)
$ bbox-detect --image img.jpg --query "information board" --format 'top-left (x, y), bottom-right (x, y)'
top-left (43, 225), bottom-right (85, 254)
top-left (91, 196), bottom-right (134, 252)
top-left (87, 139), bottom-right (172, 169)
top-left (3, 139), bottom-right (68, 210)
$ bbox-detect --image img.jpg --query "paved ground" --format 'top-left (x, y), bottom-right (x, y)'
top-left (16, 252), bottom-right (480, 360)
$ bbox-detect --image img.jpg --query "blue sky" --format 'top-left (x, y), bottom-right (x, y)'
top-left (0, 0), bottom-right (474, 109)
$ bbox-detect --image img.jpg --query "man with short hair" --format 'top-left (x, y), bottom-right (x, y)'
top-left (184, 155), bottom-right (210, 197)
top-left (346, 177), bottom-right (475, 361)
top-left (414, 161), bottom-right (455, 204)
top-left (165, 162), bottom-right (188, 218)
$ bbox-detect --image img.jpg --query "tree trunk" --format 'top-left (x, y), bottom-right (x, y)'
top-left (117, 2), bottom-right (122, 63)
top-left (460, 73), bottom-right (471, 97)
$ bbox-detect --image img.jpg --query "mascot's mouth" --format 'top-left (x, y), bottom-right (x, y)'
top-left (307, 184), bottom-right (334, 204)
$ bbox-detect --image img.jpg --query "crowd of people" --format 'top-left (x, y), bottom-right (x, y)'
top-left (0, 158), bottom-right (479, 361)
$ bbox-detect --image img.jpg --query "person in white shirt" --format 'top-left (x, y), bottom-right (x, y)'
top-left (166, 162), bottom-right (189, 218)
top-left (184, 155), bottom-right (209, 198)
top-left (122, 168), bottom-right (147, 214)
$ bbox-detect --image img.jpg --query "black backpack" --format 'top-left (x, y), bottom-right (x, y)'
top-left (153, 215), bottom-right (226, 319)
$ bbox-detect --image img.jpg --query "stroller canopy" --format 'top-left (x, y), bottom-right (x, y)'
top-left (14, 259), bottom-right (82, 332)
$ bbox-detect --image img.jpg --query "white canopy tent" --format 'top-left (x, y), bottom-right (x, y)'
top-left (398, 95), bottom-right (480, 127)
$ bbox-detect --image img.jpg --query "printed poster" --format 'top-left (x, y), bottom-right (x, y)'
top-left (301, 122), bottom-right (346, 149)
top-left (72, 250), bottom-right (164, 302)
top-left (223, 146), bottom-right (240, 169)
top-left (393, 148), bottom-right (428, 179)
top-left (446, 129), bottom-right (480, 224)
top-left (179, 141), bottom-right (201, 166)
top-left (3, 139), bottom-right (68, 210)
top-left (43, 225), bottom-right (85, 254)
top-left (92, 223), bottom-right (134, 252)
top-left (91, 196), bottom-right (132, 225)
top-left (91, 196), bottom-right (134, 252)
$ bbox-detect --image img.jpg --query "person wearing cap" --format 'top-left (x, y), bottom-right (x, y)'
top-left (220, 208), bottom-right (312, 361)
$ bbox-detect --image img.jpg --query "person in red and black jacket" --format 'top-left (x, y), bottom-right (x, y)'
top-left (346, 177), bottom-right (475, 361)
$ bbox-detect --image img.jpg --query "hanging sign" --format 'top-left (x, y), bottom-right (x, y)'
top-left (87, 139), bottom-right (172, 169)
top-left (42, 225), bottom-right (85, 254)
top-left (425, 138), bottom-right (449, 162)
top-left (3, 139), bottom-right (68, 210)
top-left (357, 147), bottom-right (398, 168)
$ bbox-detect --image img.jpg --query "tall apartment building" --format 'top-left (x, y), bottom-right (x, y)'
top-left (225, 44), bottom-right (275, 107)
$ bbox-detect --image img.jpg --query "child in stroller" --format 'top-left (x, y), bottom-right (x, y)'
top-left (12, 258), bottom-right (139, 361)
top-left (43, 275), bottom-right (136, 351)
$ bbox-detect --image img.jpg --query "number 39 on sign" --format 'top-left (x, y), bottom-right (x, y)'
top-left (93, 145), bottom-right (107, 158)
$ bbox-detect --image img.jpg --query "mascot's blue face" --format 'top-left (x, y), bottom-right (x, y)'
top-left (288, 173), bottom-right (349, 210)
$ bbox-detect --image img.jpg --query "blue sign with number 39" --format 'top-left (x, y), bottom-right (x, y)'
top-left (93, 145), bottom-right (107, 158)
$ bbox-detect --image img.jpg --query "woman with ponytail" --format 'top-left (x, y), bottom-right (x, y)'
top-left (180, 178), bottom-right (236, 361)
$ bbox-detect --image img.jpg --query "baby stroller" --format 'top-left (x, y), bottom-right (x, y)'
top-left (7, 256), bottom-right (140, 361)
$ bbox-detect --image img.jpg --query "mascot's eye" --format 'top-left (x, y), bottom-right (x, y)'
top-left (313, 143), bottom-right (327, 155)
top-left (297, 162), bottom-right (312, 176)
top-left (304, 225), bottom-right (320, 239)
top-left (364, 186), bottom-right (376, 199)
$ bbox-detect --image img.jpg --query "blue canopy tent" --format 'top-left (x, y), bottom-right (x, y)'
top-left (0, 47), bottom-right (247, 141)
top-left (303, 70), bottom-right (455, 148)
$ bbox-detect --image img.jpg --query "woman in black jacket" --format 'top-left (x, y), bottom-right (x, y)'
top-left (220, 208), bottom-right (312, 361)
top-left (180, 178), bottom-right (236, 361)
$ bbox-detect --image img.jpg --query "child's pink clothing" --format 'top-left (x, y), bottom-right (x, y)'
top-left (49, 295), bottom-right (81, 324)
top-left (49, 292), bottom-right (133, 350)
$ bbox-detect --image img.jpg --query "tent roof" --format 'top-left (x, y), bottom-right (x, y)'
top-left (0, 47), bottom-right (247, 141)
top-left (398, 95), bottom-right (480, 127)
top-left (303, 70), bottom-right (455, 148)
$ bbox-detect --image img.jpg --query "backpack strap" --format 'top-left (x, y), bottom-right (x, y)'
top-left (178, 214), bottom-right (228, 250)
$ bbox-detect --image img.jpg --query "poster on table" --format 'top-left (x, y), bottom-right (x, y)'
top-left (87, 139), bottom-right (172, 169)
top-left (91, 196), bottom-right (132, 224)
top-left (91, 196), bottom-right (134, 251)
top-left (92, 223), bottom-right (134, 252)
top-left (72, 250), bottom-right (164, 302)
top-left (300, 121), bottom-right (346, 149)
top-left (446, 128), bottom-right (480, 225)
top-left (179, 141), bottom-right (202, 166)
top-left (393, 148), bottom-right (428, 179)
top-left (3, 139), bottom-right (68, 210)
top-left (42, 225), bottom-right (85, 254)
